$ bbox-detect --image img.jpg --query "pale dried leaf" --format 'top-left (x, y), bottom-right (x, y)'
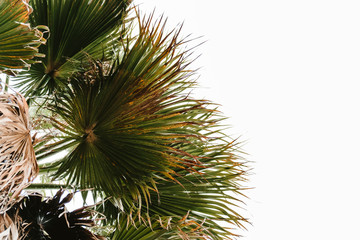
top-left (0, 90), bottom-right (38, 213)
top-left (0, 213), bottom-right (20, 240)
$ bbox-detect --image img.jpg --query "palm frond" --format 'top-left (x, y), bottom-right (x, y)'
top-left (0, 213), bottom-right (20, 240)
top-left (38, 14), bottom-right (249, 239)
top-left (14, 0), bottom-right (132, 97)
top-left (109, 214), bottom-right (167, 240)
top-left (93, 206), bottom-right (210, 240)
top-left (99, 137), bottom-right (248, 239)
top-left (1, 1), bottom-right (250, 239)
top-left (109, 213), bottom-right (211, 240)
top-left (6, 189), bottom-right (104, 240)
top-left (41, 15), bottom-right (206, 199)
top-left (0, 0), bottom-right (47, 72)
top-left (0, 86), bottom-right (38, 213)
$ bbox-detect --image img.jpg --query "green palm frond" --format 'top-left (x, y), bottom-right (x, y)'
top-left (35, 14), bottom-right (249, 239)
top-left (95, 204), bottom-right (213, 239)
top-left (0, 0), bottom-right (250, 239)
top-left (14, 0), bottom-right (131, 97)
top-left (99, 137), bottom-right (248, 239)
top-left (109, 213), bottom-right (209, 240)
top-left (41, 15), bottom-right (209, 201)
top-left (109, 215), bottom-right (168, 240)
top-left (6, 189), bottom-right (104, 240)
top-left (0, 0), bottom-right (46, 72)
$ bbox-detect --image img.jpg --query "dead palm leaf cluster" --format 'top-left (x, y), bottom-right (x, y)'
top-left (0, 89), bottom-right (38, 213)
top-left (0, 87), bottom-right (37, 240)
top-left (0, 213), bottom-right (19, 240)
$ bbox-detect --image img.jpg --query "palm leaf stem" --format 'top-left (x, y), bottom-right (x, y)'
top-left (26, 183), bottom-right (69, 190)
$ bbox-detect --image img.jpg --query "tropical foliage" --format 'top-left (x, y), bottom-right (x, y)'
top-left (0, 0), bottom-right (46, 72)
top-left (0, 0), bottom-right (249, 239)
top-left (6, 189), bottom-right (104, 240)
top-left (15, 0), bottom-right (129, 97)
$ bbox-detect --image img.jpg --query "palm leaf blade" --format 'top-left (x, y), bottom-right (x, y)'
top-left (14, 0), bottom-right (131, 97)
top-left (0, 0), bottom-right (46, 71)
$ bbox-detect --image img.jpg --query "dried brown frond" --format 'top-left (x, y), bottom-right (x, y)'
top-left (0, 213), bottom-right (21, 240)
top-left (0, 90), bottom-right (38, 213)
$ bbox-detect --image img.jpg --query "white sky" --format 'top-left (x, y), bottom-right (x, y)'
top-left (136, 1), bottom-right (360, 239)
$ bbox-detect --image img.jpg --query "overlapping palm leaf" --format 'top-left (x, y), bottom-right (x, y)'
top-left (34, 14), bottom-right (249, 239)
top-left (6, 189), bottom-right (104, 240)
top-left (42, 15), bottom-right (210, 201)
top-left (0, 0), bottom-right (46, 72)
top-left (99, 134), bottom-right (248, 239)
top-left (109, 213), bottom-right (210, 240)
top-left (0, 0), bottom-right (250, 238)
top-left (109, 215), bottom-right (169, 240)
top-left (14, 0), bottom-right (131, 97)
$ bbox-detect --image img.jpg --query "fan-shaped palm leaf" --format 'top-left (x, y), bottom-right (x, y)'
top-left (41, 15), bottom-right (209, 202)
top-left (0, 87), bottom-right (37, 213)
top-left (36, 14), bottom-right (249, 239)
top-left (14, 0), bottom-right (131, 97)
top-left (1, 0), bottom-right (250, 239)
top-left (99, 137), bottom-right (248, 239)
top-left (0, 0), bottom-right (46, 72)
top-left (6, 189), bottom-right (103, 240)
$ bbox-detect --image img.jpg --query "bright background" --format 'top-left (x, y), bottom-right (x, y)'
top-left (136, 1), bottom-right (360, 239)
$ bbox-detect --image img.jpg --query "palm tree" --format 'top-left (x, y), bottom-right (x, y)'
top-left (1, 0), bottom-right (249, 239)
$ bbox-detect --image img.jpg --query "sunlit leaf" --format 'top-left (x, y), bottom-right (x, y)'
top-left (0, 0), bottom-right (46, 72)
